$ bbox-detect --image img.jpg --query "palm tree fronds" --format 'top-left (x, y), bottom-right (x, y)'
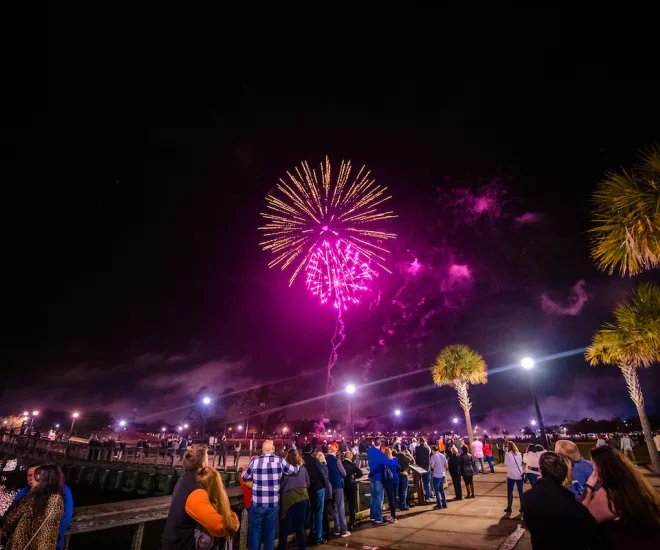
top-left (590, 144), bottom-right (660, 276)
top-left (431, 344), bottom-right (487, 386)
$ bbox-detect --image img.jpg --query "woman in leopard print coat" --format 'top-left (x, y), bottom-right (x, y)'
top-left (1, 464), bottom-right (65, 550)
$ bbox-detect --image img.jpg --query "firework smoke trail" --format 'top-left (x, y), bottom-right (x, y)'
top-left (325, 308), bottom-right (346, 414)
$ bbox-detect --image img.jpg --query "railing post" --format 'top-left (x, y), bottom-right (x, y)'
top-left (63, 533), bottom-right (71, 550)
top-left (131, 522), bottom-right (145, 550)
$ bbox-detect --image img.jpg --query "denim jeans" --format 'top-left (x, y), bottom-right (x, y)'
top-left (432, 476), bottom-right (447, 507)
top-left (309, 488), bottom-right (325, 543)
top-left (369, 479), bottom-right (384, 521)
top-left (474, 457), bottom-right (485, 475)
top-left (398, 475), bottom-right (409, 509)
top-left (332, 488), bottom-right (347, 533)
top-left (248, 505), bottom-right (279, 550)
top-left (422, 470), bottom-right (431, 500)
top-left (527, 472), bottom-right (539, 486)
top-left (383, 481), bottom-right (397, 519)
top-left (506, 478), bottom-right (524, 511)
top-left (485, 456), bottom-right (495, 473)
top-left (279, 499), bottom-right (308, 550)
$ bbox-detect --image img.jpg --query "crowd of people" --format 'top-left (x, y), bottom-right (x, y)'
top-left (1, 430), bottom-right (658, 550)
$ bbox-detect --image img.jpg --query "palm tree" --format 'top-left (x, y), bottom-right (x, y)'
top-left (590, 144), bottom-right (660, 276)
top-left (431, 344), bottom-right (488, 447)
top-left (585, 283), bottom-right (660, 473)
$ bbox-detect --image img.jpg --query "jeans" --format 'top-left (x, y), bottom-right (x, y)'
top-left (248, 505), bottom-right (279, 550)
top-left (527, 472), bottom-right (539, 486)
top-left (383, 482), bottom-right (397, 519)
top-left (309, 488), bottom-right (325, 543)
top-left (398, 475), bottom-right (409, 509)
top-left (432, 476), bottom-right (447, 507)
top-left (506, 478), bottom-right (524, 512)
top-left (332, 488), bottom-right (347, 533)
top-left (369, 479), bottom-right (384, 521)
top-left (474, 457), bottom-right (485, 475)
top-left (279, 499), bottom-right (308, 550)
top-left (421, 470), bottom-right (431, 500)
top-left (450, 473), bottom-right (462, 499)
top-left (485, 456), bottom-right (495, 473)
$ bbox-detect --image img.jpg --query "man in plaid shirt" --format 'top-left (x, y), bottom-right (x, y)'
top-left (242, 439), bottom-right (299, 550)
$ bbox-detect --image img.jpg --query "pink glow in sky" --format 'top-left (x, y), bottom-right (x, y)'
top-left (449, 264), bottom-right (470, 278)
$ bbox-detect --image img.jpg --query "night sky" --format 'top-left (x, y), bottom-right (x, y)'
top-left (3, 12), bottom-right (659, 433)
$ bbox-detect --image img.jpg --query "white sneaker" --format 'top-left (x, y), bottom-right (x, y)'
top-left (387, 517), bottom-right (398, 523)
top-left (341, 532), bottom-right (351, 537)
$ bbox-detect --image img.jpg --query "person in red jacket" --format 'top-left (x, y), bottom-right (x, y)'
top-left (483, 436), bottom-right (495, 474)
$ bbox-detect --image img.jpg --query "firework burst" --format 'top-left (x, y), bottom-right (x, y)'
top-left (259, 157), bottom-right (396, 309)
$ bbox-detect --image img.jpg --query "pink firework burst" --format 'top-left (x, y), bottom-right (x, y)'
top-left (259, 156), bottom-right (397, 308)
top-left (305, 240), bottom-right (376, 309)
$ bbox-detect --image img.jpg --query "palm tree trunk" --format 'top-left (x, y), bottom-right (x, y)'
top-left (454, 380), bottom-right (474, 447)
top-left (620, 364), bottom-right (660, 473)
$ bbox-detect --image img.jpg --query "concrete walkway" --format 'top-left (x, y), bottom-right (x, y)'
top-left (325, 466), bottom-right (660, 550)
top-left (327, 470), bottom-right (523, 550)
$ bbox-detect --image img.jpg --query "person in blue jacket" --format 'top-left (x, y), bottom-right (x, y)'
top-left (382, 448), bottom-right (400, 523)
top-left (367, 439), bottom-right (388, 523)
top-left (14, 463), bottom-right (74, 549)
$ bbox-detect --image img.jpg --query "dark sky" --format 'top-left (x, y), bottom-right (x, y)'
top-left (2, 12), bottom-right (659, 432)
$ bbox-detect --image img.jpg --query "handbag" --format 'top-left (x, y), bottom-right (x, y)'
top-left (194, 523), bottom-right (222, 550)
top-left (514, 454), bottom-right (528, 484)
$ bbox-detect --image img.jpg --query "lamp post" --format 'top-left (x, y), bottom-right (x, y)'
top-left (29, 411), bottom-right (39, 432)
top-left (521, 358), bottom-right (548, 447)
top-left (201, 396), bottom-right (211, 442)
top-left (70, 412), bottom-right (79, 435)
top-left (346, 384), bottom-right (356, 443)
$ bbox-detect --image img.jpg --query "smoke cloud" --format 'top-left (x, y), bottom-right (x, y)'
top-left (541, 280), bottom-right (588, 316)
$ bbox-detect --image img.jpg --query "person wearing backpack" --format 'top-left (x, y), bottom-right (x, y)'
top-left (382, 448), bottom-right (401, 523)
top-left (459, 444), bottom-right (476, 499)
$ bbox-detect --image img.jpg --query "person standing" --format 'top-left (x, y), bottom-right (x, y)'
top-left (12, 463), bottom-right (74, 550)
top-left (459, 444), bottom-right (475, 499)
top-left (504, 441), bottom-right (524, 514)
top-left (429, 446), bottom-right (448, 510)
top-left (653, 431), bottom-right (660, 453)
top-left (619, 433), bottom-right (636, 463)
top-left (316, 452), bottom-right (333, 540)
top-left (302, 445), bottom-right (326, 546)
top-left (382, 448), bottom-right (400, 523)
top-left (218, 436), bottom-right (228, 469)
top-left (342, 451), bottom-right (363, 531)
top-left (278, 450), bottom-right (309, 550)
top-left (523, 445), bottom-right (541, 486)
top-left (242, 440), bottom-right (300, 550)
top-left (0, 464), bottom-right (65, 550)
top-left (496, 440), bottom-right (505, 463)
top-left (163, 445), bottom-right (233, 550)
top-left (193, 466), bottom-right (240, 547)
top-left (471, 437), bottom-right (485, 476)
top-left (326, 447), bottom-right (350, 537)
top-left (367, 439), bottom-right (388, 524)
top-left (555, 440), bottom-right (594, 500)
top-left (414, 437), bottom-right (432, 502)
top-left (395, 449), bottom-right (412, 511)
top-left (582, 445), bottom-right (660, 547)
top-left (482, 437), bottom-right (495, 474)
top-left (596, 434), bottom-right (607, 447)
top-left (447, 446), bottom-right (462, 500)
top-left (522, 452), bottom-right (596, 550)
top-left (409, 437), bottom-right (418, 455)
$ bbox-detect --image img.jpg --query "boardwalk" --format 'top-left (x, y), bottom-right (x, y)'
top-left (322, 467), bottom-right (660, 550)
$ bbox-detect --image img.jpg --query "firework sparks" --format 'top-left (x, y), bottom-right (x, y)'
top-left (259, 157), bottom-right (396, 308)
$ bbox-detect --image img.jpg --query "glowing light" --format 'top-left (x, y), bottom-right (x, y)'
top-left (521, 357), bottom-right (535, 369)
top-left (184, 424), bottom-right (189, 429)
top-left (345, 384), bottom-right (356, 395)
top-left (55, 424), bottom-right (60, 428)
top-left (237, 425), bottom-right (243, 430)
top-left (72, 412), bottom-right (79, 418)
top-left (23, 411), bottom-right (28, 416)
top-left (32, 411), bottom-right (39, 416)
top-left (531, 420), bottom-right (537, 426)
top-left (394, 409), bottom-right (401, 416)
top-left (203, 397), bottom-right (211, 405)
top-left (161, 427), bottom-right (166, 432)
top-left (259, 156), bottom-right (396, 309)
top-left (178, 426), bottom-right (183, 432)
top-left (119, 420), bottom-right (126, 427)
top-left (453, 417), bottom-right (459, 424)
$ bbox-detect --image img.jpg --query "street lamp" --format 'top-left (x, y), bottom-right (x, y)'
top-left (531, 420), bottom-right (537, 426)
top-left (119, 420), bottom-right (127, 427)
top-left (346, 384), bottom-right (356, 443)
top-left (394, 409), bottom-right (401, 416)
top-left (520, 357), bottom-right (548, 447)
top-left (453, 417), bottom-right (459, 424)
top-left (201, 397), bottom-right (211, 442)
top-left (69, 412), bottom-right (79, 435)
top-left (29, 411), bottom-right (39, 431)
